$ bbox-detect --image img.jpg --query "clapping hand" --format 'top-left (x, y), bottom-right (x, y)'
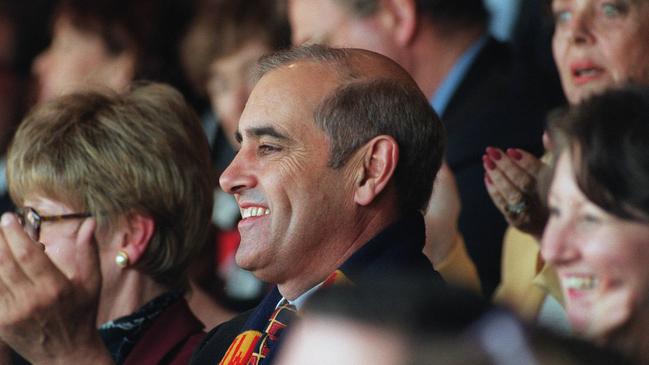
top-left (483, 147), bottom-right (548, 238)
top-left (0, 213), bottom-right (113, 365)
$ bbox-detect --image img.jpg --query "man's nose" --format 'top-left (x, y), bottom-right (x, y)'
top-left (219, 150), bottom-right (257, 194)
top-left (541, 219), bottom-right (579, 265)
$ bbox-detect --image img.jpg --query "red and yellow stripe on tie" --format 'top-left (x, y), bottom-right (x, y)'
top-left (219, 330), bottom-right (263, 365)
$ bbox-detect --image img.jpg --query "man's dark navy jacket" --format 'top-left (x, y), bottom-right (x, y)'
top-left (190, 211), bottom-right (442, 365)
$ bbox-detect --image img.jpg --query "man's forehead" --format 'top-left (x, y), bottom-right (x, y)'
top-left (247, 62), bottom-right (341, 111)
top-left (237, 61), bottom-right (341, 136)
top-left (259, 60), bottom-right (345, 86)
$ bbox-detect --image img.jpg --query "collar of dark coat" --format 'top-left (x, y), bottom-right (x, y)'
top-left (339, 210), bottom-right (432, 281)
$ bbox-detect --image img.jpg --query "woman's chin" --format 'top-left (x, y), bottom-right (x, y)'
top-left (565, 298), bottom-right (599, 337)
top-left (567, 311), bottom-right (591, 336)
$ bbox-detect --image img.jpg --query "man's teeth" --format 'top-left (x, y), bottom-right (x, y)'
top-left (564, 276), bottom-right (598, 290)
top-left (241, 207), bottom-right (270, 219)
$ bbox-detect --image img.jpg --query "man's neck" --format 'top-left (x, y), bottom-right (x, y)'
top-left (277, 205), bottom-right (400, 300)
top-left (409, 23), bottom-right (486, 100)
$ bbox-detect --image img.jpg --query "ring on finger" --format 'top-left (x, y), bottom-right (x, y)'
top-left (505, 199), bottom-right (527, 219)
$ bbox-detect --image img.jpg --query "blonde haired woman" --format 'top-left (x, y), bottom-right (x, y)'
top-left (0, 83), bottom-right (212, 364)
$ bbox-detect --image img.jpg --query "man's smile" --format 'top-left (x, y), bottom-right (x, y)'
top-left (240, 206), bottom-right (271, 220)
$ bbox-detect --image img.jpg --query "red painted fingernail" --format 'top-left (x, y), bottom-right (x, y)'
top-left (486, 147), bottom-right (501, 161)
top-left (485, 173), bottom-right (493, 184)
top-left (483, 155), bottom-right (496, 170)
top-left (507, 148), bottom-right (523, 161)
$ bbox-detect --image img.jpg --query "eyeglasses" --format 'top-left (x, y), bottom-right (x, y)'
top-left (15, 207), bottom-right (92, 242)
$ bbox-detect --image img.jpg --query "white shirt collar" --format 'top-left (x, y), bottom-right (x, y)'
top-left (280, 281), bottom-right (325, 311)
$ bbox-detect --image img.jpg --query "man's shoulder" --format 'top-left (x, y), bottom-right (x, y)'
top-left (190, 309), bottom-right (254, 365)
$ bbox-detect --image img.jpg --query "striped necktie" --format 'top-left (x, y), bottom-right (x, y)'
top-left (248, 300), bottom-right (297, 365)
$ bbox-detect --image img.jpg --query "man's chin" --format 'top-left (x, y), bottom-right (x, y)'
top-left (234, 249), bottom-right (266, 274)
top-left (234, 254), bottom-right (255, 271)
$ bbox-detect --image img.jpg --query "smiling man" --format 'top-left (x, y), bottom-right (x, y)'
top-left (190, 45), bottom-right (445, 365)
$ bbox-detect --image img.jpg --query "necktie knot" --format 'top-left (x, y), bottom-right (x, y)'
top-left (265, 301), bottom-right (297, 339)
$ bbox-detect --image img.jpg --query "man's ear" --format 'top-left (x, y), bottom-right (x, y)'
top-left (117, 213), bottom-right (155, 266)
top-left (354, 135), bottom-right (399, 206)
top-left (378, 0), bottom-right (418, 46)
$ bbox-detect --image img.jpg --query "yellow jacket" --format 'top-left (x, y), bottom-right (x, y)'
top-left (493, 227), bottom-right (563, 320)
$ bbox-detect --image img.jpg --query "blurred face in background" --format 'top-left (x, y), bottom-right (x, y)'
top-left (33, 15), bottom-right (133, 102)
top-left (207, 40), bottom-right (271, 147)
top-left (288, 0), bottom-right (402, 62)
top-left (541, 152), bottom-right (649, 337)
top-left (276, 315), bottom-right (406, 365)
top-left (552, 0), bottom-right (649, 104)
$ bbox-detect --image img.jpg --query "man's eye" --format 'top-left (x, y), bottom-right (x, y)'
top-left (258, 144), bottom-right (281, 155)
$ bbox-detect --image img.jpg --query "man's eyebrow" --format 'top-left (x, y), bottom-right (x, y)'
top-left (245, 126), bottom-right (292, 141)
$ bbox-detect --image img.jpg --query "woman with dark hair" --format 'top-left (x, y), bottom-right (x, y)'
top-left (542, 86), bottom-right (649, 364)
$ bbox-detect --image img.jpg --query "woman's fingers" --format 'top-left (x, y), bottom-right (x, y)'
top-left (483, 147), bottom-right (549, 237)
top-left (486, 147), bottom-right (536, 194)
top-left (484, 174), bottom-right (511, 218)
top-left (0, 214), bottom-right (37, 304)
top-left (483, 153), bottom-right (524, 206)
top-left (506, 148), bottom-right (544, 180)
top-left (73, 218), bottom-right (100, 297)
top-left (0, 213), bottom-right (66, 285)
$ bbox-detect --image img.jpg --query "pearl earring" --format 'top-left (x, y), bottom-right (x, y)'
top-left (115, 250), bottom-right (129, 268)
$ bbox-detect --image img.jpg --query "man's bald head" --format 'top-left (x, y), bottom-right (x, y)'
top-left (253, 45), bottom-right (445, 213)
top-left (254, 46), bottom-right (415, 85)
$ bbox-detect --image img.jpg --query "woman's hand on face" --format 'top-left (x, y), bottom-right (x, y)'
top-left (0, 213), bottom-right (113, 365)
top-left (483, 147), bottom-right (548, 238)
